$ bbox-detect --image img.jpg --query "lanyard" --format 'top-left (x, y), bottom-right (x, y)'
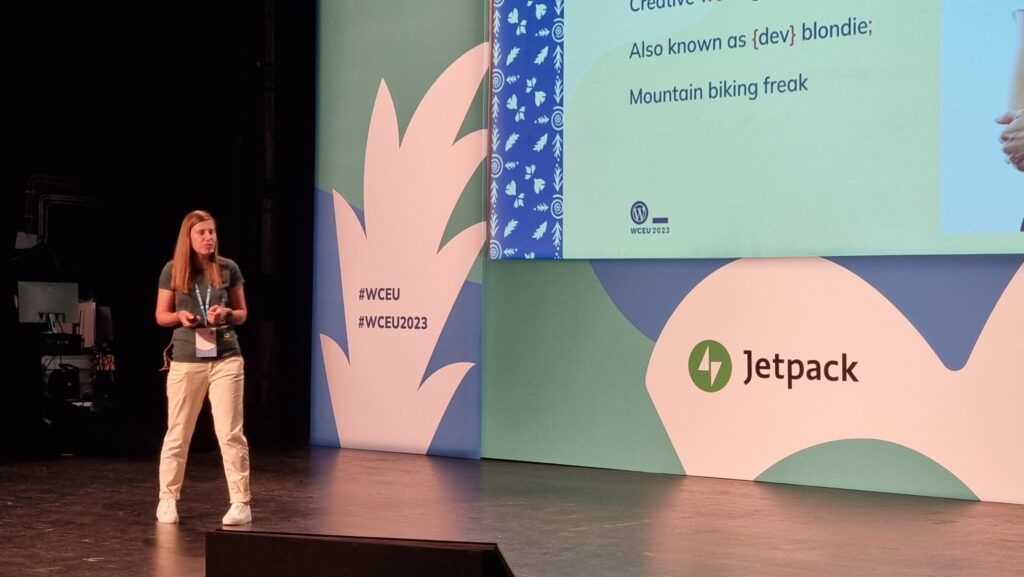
top-left (195, 283), bottom-right (212, 327)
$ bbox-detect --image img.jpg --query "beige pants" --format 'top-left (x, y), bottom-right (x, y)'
top-left (158, 356), bottom-right (251, 503)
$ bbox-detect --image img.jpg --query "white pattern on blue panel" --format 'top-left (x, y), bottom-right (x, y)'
top-left (490, 0), bottom-right (563, 259)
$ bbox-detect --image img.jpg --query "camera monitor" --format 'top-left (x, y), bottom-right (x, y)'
top-left (17, 281), bottom-right (79, 329)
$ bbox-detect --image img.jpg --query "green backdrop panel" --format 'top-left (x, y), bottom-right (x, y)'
top-left (482, 260), bottom-right (683, 474)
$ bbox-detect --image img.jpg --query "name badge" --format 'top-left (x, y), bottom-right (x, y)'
top-left (196, 327), bottom-right (217, 358)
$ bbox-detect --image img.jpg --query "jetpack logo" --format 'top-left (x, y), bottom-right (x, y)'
top-left (688, 340), bottom-right (732, 393)
top-left (688, 340), bottom-right (860, 392)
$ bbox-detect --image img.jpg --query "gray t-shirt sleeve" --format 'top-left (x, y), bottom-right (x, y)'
top-left (221, 258), bottom-right (245, 288)
top-left (158, 261), bottom-right (173, 290)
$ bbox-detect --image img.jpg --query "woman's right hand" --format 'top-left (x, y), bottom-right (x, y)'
top-left (177, 310), bottom-right (201, 328)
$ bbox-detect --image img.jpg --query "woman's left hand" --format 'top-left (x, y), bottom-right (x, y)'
top-left (207, 304), bottom-right (233, 325)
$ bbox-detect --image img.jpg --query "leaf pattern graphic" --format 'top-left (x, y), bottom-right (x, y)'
top-left (505, 133), bottom-right (520, 151)
top-left (532, 221), bottom-right (548, 240)
top-left (490, 0), bottom-right (564, 259)
top-left (533, 133), bottom-right (548, 152)
top-left (534, 45), bottom-right (549, 65)
top-left (504, 219), bottom-right (518, 238)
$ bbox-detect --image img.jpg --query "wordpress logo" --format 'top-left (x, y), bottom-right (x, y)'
top-left (688, 340), bottom-right (732, 393)
top-left (630, 201), bottom-right (649, 225)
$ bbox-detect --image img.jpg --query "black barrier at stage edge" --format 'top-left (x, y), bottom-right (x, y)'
top-left (206, 530), bottom-right (515, 577)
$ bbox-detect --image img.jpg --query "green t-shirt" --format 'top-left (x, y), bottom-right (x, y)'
top-left (158, 257), bottom-right (244, 362)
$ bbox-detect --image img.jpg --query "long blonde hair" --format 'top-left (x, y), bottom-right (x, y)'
top-left (169, 210), bottom-right (223, 293)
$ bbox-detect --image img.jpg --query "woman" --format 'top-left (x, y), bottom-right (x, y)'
top-left (154, 210), bottom-right (252, 525)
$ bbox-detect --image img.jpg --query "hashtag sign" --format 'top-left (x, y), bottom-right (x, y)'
top-left (358, 316), bottom-right (365, 328)
top-left (359, 288), bottom-right (365, 301)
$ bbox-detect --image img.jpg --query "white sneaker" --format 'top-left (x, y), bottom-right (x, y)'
top-left (156, 499), bottom-right (178, 524)
top-left (222, 501), bottom-right (252, 525)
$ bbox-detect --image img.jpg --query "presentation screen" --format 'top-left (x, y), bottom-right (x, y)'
top-left (488, 0), bottom-right (1024, 259)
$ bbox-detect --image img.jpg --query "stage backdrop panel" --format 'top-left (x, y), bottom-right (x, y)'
top-left (483, 255), bottom-right (1024, 505)
top-left (312, 0), bottom-right (487, 457)
top-left (490, 0), bottom-right (1024, 259)
top-left (312, 0), bottom-right (1024, 506)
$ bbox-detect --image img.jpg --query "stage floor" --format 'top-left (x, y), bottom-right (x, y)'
top-left (1, 446), bottom-right (1022, 576)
